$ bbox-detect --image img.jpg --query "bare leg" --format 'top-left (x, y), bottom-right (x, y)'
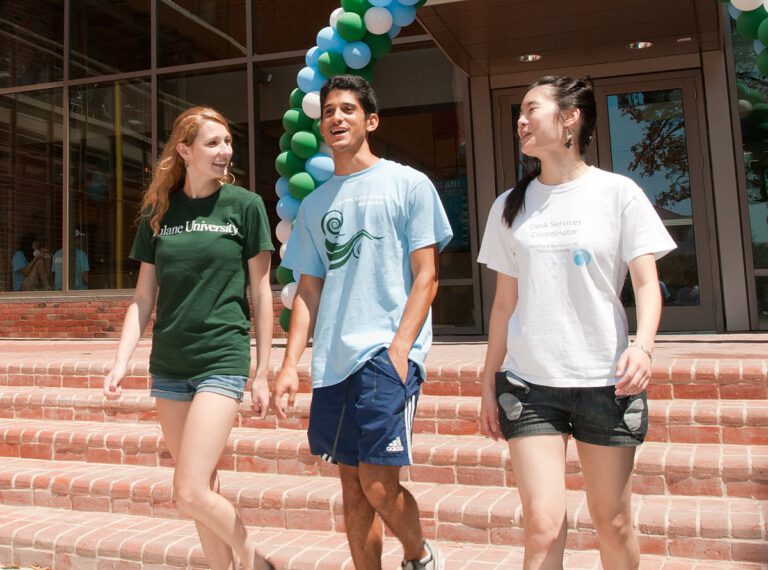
top-left (21, 258), bottom-right (51, 291)
top-left (507, 434), bottom-right (569, 570)
top-left (358, 462), bottom-right (426, 562)
top-left (339, 464), bottom-right (383, 570)
top-left (156, 398), bottom-right (235, 570)
top-left (576, 441), bottom-right (639, 570)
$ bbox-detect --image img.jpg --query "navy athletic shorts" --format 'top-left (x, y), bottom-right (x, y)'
top-left (308, 348), bottom-right (422, 466)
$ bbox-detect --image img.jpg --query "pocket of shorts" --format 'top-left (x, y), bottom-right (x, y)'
top-left (615, 391), bottom-right (647, 435)
top-left (372, 349), bottom-right (409, 386)
top-left (495, 371), bottom-right (530, 421)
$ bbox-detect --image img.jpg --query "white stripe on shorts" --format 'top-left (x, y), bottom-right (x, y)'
top-left (404, 393), bottom-right (417, 464)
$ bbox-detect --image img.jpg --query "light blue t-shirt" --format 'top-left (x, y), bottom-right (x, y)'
top-left (283, 159), bottom-right (453, 389)
top-left (52, 248), bottom-right (90, 289)
top-left (11, 251), bottom-right (27, 291)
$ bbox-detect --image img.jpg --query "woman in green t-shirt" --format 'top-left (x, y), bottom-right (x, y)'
top-left (103, 107), bottom-right (275, 570)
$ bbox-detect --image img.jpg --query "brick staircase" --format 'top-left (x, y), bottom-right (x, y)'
top-left (0, 338), bottom-right (765, 569)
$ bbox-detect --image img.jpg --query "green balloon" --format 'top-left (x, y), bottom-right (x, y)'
top-left (758, 49), bottom-right (768, 77)
top-left (275, 150), bottom-right (305, 178)
top-left (288, 171), bottom-right (316, 200)
top-left (279, 131), bottom-right (292, 152)
top-left (415, 0), bottom-right (428, 6)
top-left (352, 61), bottom-right (375, 83)
top-left (759, 19), bottom-right (768, 46)
top-left (337, 12), bottom-right (366, 42)
top-left (283, 108), bottom-right (314, 134)
top-left (276, 265), bottom-right (295, 286)
top-left (279, 308), bottom-right (292, 332)
top-left (289, 88), bottom-right (305, 109)
top-left (365, 32), bottom-right (392, 58)
top-left (736, 7), bottom-right (768, 41)
top-left (312, 119), bottom-right (324, 142)
top-left (291, 130), bottom-right (320, 159)
top-left (318, 51), bottom-right (347, 78)
top-left (341, 0), bottom-right (371, 16)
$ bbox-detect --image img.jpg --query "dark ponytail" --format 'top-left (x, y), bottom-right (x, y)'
top-left (502, 76), bottom-right (596, 228)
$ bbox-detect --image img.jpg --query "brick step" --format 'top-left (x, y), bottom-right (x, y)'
top-left (3, 503), bottom-right (764, 570)
top-left (2, 353), bottom-right (766, 400)
top-left (1, 386), bottom-right (766, 444)
top-left (1, 419), bottom-right (764, 499)
top-left (1, 458), bottom-right (765, 563)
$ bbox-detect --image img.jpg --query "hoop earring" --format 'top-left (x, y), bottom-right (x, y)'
top-left (564, 127), bottom-right (573, 149)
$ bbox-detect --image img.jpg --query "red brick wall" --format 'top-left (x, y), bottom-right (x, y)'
top-left (0, 291), bottom-right (287, 339)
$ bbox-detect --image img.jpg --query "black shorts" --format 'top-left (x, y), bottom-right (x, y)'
top-left (495, 371), bottom-right (648, 447)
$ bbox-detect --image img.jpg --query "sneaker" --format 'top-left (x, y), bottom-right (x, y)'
top-left (401, 540), bottom-right (444, 570)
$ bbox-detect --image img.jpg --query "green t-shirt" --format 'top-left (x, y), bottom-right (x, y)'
top-left (130, 184), bottom-right (274, 381)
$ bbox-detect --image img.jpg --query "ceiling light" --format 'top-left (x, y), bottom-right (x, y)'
top-left (627, 41), bottom-right (653, 49)
top-left (676, 37), bottom-right (692, 43)
top-left (518, 54), bottom-right (542, 62)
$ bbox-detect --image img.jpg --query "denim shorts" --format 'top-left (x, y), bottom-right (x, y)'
top-left (495, 371), bottom-right (648, 447)
top-left (150, 374), bottom-right (247, 402)
top-left (308, 348), bottom-right (422, 467)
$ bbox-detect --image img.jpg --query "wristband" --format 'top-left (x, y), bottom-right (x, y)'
top-left (629, 342), bottom-right (653, 363)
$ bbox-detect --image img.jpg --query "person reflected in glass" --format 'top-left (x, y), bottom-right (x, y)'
top-left (478, 76), bottom-right (676, 569)
top-left (12, 233), bottom-right (52, 291)
top-left (52, 229), bottom-right (90, 290)
top-left (103, 107), bottom-right (276, 570)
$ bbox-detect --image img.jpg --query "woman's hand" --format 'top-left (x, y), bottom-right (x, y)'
top-left (480, 384), bottom-right (503, 441)
top-left (614, 346), bottom-right (651, 396)
top-left (103, 362), bottom-right (127, 399)
top-left (250, 374), bottom-right (270, 420)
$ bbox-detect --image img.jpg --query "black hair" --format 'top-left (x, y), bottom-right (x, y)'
top-left (17, 233), bottom-right (38, 261)
top-left (502, 76), bottom-right (597, 227)
top-left (319, 74), bottom-right (378, 117)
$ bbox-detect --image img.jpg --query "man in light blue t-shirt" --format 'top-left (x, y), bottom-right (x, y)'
top-left (274, 75), bottom-right (452, 570)
top-left (52, 229), bottom-right (90, 290)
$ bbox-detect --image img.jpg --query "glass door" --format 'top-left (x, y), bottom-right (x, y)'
top-left (492, 73), bottom-right (720, 331)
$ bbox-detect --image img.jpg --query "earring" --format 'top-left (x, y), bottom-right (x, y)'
top-left (564, 127), bottom-right (573, 149)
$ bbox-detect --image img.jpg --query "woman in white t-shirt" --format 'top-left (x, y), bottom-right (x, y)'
top-left (478, 76), bottom-right (675, 569)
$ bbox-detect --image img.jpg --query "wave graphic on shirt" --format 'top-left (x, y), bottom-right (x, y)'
top-left (322, 210), bottom-right (383, 270)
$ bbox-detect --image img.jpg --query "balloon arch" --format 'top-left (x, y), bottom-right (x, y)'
top-left (273, 0), bottom-right (428, 331)
top-left (724, 0), bottom-right (768, 76)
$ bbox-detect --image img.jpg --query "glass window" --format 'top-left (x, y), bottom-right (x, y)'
top-left (158, 67), bottom-right (249, 183)
top-left (70, 0), bottom-right (151, 79)
top-left (0, 0), bottom-right (64, 88)
top-left (0, 89), bottom-right (63, 292)
top-left (729, 18), bottom-right (768, 328)
top-left (159, 0), bottom-right (247, 67)
top-left (69, 80), bottom-right (152, 290)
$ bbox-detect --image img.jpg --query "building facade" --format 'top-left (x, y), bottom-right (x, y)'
top-left (1, 0), bottom-right (765, 334)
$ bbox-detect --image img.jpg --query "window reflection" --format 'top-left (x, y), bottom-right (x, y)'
top-left (0, 0), bottom-right (63, 88)
top-left (69, 80), bottom-right (152, 290)
top-left (0, 89), bottom-right (63, 292)
top-left (607, 90), bottom-right (700, 307)
top-left (159, 0), bottom-right (247, 67)
top-left (70, 0), bottom-right (150, 79)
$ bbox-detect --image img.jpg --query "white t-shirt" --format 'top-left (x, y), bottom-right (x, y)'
top-left (477, 166), bottom-right (676, 388)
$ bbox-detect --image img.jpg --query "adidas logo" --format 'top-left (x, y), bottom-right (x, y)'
top-left (386, 437), bottom-right (404, 452)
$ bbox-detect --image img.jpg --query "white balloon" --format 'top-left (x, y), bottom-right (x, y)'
top-left (280, 243), bottom-right (287, 259)
top-left (276, 220), bottom-right (293, 244)
top-left (364, 7), bottom-right (394, 35)
top-left (302, 91), bottom-right (322, 119)
top-left (729, 5), bottom-right (742, 19)
top-left (755, 39), bottom-right (767, 54)
top-left (281, 282), bottom-right (299, 310)
top-left (732, 0), bottom-right (762, 10)
top-left (330, 7), bottom-right (345, 28)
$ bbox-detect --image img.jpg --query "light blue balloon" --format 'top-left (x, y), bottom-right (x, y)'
top-left (276, 176), bottom-right (290, 198)
top-left (293, 269), bottom-right (301, 282)
top-left (317, 26), bottom-right (347, 54)
top-left (389, 3), bottom-right (416, 27)
top-left (398, 0), bottom-right (419, 5)
top-left (305, 46), bottom-right (322, 67)
top-left (297, 66), bottom-right (326, 94)
top-left (370, 0), bottom-right (393, 6)
top-left (729, 5), bottom-right (741, 20)
top-left (305, 153), bottom-right (335, 182)
top-left (388, 24), bottom-right (402, 38)
top-left (276, 195), bottom-right (301, 222)
top-left (343, 41), bottom-right (372, 69)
